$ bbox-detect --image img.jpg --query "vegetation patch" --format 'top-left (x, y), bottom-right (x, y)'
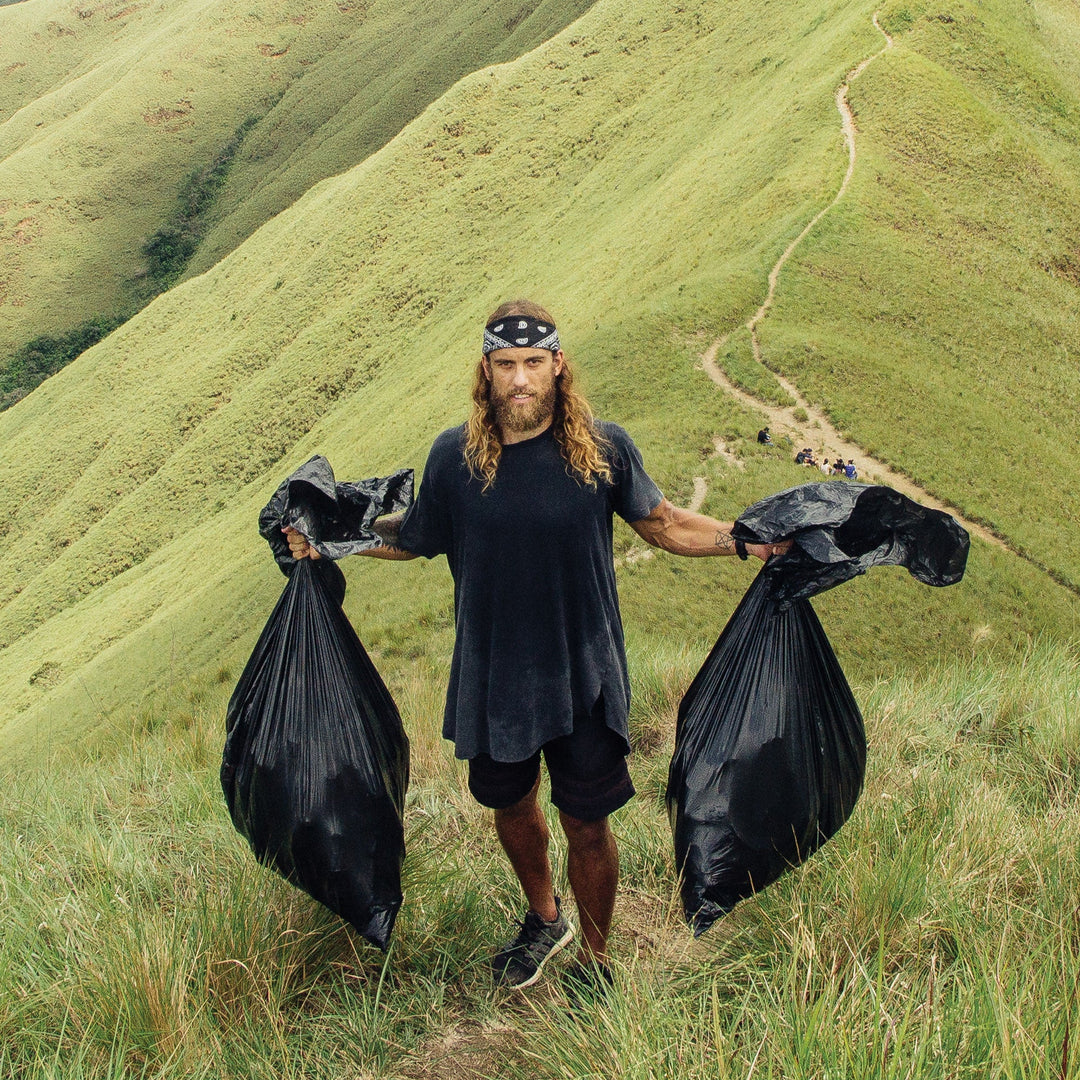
top-left (141, 117), bottom-right (259, 290)
top-left (0, 315), bottom-right (126, 410)
top-left (0, 641), bottom-right (1075, 1077)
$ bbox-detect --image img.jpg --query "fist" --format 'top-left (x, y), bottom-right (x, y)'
top-left (283, 526), bottom-right (320, 560)
top-left (748, 539), bottom-right (794, 561)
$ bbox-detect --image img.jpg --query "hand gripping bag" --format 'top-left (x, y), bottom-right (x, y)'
top-left (667, 482), bottom-right (968, 935)
top-left (221, 457), bottom-right (412, 949)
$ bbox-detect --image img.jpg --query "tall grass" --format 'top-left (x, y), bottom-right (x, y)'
top-left (1, 640), bottom-right (1076, 1077)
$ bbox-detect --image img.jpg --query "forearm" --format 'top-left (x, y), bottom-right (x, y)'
top-left (649, 506), bottom-right (739, 557)
top-left (631, 499), bottom-right (784, 560)
top-left (359, 512), bottom-right (418, 561)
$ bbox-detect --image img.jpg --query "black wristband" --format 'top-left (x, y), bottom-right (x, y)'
top-left (735, 537), bottom-right (748, 560)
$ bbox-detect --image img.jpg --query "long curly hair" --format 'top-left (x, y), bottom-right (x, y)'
top-left (464, 300), bottom-right (612, 492)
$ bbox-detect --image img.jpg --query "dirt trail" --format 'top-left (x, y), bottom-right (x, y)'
top-left (747, 14), bottom-right (893, 348)
top-left (695, 15), bottom-right (1006, 551)
top-left (700, 339), bottom-right (1005, 548)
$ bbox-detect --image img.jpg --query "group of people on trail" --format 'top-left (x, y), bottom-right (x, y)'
top-left (762, 432), bottom-right (858, 480)
top-left (794, 449), bottom-right (858, 479)
top-left (285, 300), bottom-right (790, 1003)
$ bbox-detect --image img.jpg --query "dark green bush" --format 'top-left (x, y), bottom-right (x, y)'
top-left (143, 117), bottom-right (258, 289)
top-left (0, 315), bottom-right (127, 410)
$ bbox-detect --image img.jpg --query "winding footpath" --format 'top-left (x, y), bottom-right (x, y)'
top-left (695, 14), bottom-right (1007, 552)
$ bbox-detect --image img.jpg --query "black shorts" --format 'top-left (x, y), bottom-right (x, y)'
top-left (467, 705), bottom-right (635, 822)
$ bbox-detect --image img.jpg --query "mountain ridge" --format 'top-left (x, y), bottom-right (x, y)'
top-left (1, 0), bottom-right (1077, 759)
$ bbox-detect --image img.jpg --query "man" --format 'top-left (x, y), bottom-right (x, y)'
top-left (286, 300), bottom-right (786, 997)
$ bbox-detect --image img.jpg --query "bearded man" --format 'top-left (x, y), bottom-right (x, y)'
top-left (286, 300), bottom-right (785, 998)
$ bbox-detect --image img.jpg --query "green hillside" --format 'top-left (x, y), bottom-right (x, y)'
top-left (0, 0), bottom-right (353, 355)
top-left (1, 1), bottom-right (1079, 1074)
top-left (1, 0), bottom-right (1078, 763)
top-left (184, 0), bottom-right (601, 278)
top-left (762, 0), bottom-right (1080, 585)
top-left (0, 0), bottom-right (596, 367)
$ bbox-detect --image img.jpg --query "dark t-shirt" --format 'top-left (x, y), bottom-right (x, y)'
top-left (398, 421), bottom-right (663, 762)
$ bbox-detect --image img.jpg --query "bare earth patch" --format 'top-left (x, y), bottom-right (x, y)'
top-left (142, 99), bottom-right (194, 129)
top-left (398, 1020), bottom-right (527, 1080)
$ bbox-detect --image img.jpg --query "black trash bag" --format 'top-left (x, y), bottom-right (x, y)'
top-left (259, 454), bottom-right (413, 571)
top-left (732, 481), bottom-right (969, 604)
top-left (222, 460), bottom-right (413, 950)
top-left (666, 570), bottom-right (866, 935)
top-left (668, 483), bottom-right (968, 935)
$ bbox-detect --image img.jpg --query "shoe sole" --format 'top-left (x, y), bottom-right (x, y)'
top-left (505, 923), bottom-right (576, 990)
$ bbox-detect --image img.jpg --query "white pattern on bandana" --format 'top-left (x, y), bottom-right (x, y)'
top-left (483, 315), bottom-right (560, 355)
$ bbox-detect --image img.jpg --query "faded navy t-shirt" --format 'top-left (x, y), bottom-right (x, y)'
top-left (398, 421), bottom-right (663, 762)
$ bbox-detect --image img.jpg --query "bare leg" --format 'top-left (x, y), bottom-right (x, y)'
top-left (493, 776), bottom-right (559, 922)
top-left (559, 812), bottom-right (618, 965)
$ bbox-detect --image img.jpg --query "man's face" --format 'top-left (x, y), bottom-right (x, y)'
top-left (483, 347), bottom-right (565, 439)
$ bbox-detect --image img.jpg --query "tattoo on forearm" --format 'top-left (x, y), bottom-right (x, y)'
top-left (714, 530), bottom-right (736, 555)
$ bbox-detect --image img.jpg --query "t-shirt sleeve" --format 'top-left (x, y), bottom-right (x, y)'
top-left (602, 423), bottom-right (664, 523)
top-left (398, 433), bottom-right (454, 558)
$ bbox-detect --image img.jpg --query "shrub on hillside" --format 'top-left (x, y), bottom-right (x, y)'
top-left (142, 117), bottom-right (258, 290)
top-left (0, 315), bottom-right (126, 410)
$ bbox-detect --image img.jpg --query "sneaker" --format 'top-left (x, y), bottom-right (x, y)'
top-left (491, 899), bottom-right (575, 989)
top-left (563, 961), bottom-right (614, 1009)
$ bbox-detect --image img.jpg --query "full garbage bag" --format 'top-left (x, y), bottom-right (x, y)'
top-left (668, 482), bottom-right (968, 935)
top-left (222, 458), bottom-right (413, 949)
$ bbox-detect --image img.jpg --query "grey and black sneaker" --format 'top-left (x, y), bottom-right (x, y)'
top-left (491, 898), bottom-right (575, 989)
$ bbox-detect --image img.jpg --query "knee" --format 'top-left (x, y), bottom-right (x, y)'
top-left (559, 812), bottom-right (611, 851)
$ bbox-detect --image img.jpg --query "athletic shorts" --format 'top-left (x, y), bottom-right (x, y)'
top-left (467, 704), bottom-right (635, 822)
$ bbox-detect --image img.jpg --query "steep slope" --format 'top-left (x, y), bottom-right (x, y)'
top-left (758, 0), bottom-right (1080, 584)
top-left (0, 0), bottom-right (596, 360)
top-left (184, 0), bottom-right (600, 277)
top-left (0, 0), bottom-right (1077, 759)
top-left (0, 0), bottom-right (357, 354)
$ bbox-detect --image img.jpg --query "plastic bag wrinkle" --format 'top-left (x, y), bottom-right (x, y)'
top-left (258, 454), bottom-right (413, 571)
top-left (223, 459), bottom-right (413, 950)
top-left (668, 483), bottom-right (967, 935)
top-left (667, 572), bottom-right (866, 934)
top-left (732, 481), bottom-right (969, 603)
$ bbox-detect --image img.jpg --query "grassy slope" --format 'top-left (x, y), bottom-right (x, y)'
top-left (760, 0), bottom-right (1080, 584)
top-left (0, 0), bottom-right (359, 352)
top-left (0, 0), bottom-right (595, 356)
top-left (184, 0), bottom-right (599, 277)
top-left (1, 0), bottom-right (1078, 759)
top-left (2, 638), bottom-right (1076, 1076)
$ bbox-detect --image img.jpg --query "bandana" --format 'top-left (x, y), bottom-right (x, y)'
top-left (483, 315), bottom-right (560, 355)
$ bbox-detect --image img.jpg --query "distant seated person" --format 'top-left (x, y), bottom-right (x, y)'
top-left (832, 458), bottom-right (846, 476)
top-left (794, 448), bottom-right (808, 465)
top-left (844, 459), bottom-right (858, 479)
top-left (757, 427), bottom-right (772, 445)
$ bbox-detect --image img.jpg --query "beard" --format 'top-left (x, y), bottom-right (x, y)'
top-left (490, 380), bottom-right (558, 435)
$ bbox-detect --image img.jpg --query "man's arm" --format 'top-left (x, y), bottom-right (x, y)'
top-left (364, 512), bottom-right (418, 560)
top-left (283, 514), bottom-right (418, 562)
top-left (629, 498), bottom-right (790, 560)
